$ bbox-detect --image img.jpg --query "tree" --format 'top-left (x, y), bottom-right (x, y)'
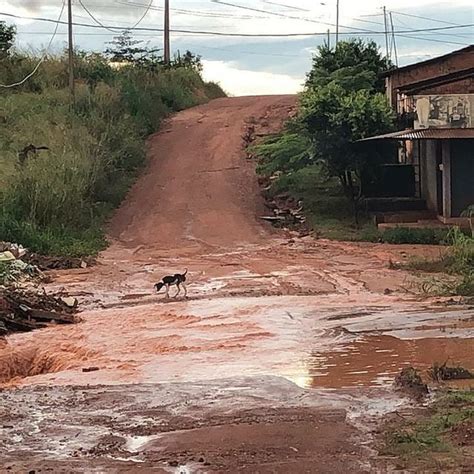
top-left (306, 39), bottom-right (391, 94)
top-left (0, 21), bottom-right (16, 58)
top-left (300, 40), bottom-right (394, 225)
top-left (104, 30), bottom-right (149, 63)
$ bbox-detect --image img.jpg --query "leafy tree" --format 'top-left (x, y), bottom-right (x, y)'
top-left (300, 84), bottom-right (394, 224)
top-left (300, 40), bottom-right (394, 225)
top-left (0, 21), bottom-right (16, 58)
top-left (306, 39), bottom-right (391, 93)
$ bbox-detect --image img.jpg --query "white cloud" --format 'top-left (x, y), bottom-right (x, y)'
top-left (202, 60), bottom-right (303, 96)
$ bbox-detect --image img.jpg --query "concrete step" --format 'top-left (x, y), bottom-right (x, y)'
top-left (365, 197), bottom-right (427, 212)
top-left (375, 210), bottom-right (438, 224)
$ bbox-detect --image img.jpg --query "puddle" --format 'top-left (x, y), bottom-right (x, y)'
top-left (308, 334), bottom-right (474, 388)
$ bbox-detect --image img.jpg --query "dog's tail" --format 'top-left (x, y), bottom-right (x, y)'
top-left (183, 268), bottom-right (188, 276)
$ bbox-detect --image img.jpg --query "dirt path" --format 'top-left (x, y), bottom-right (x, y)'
top-left (1, 96), bottom-right (473, 472)
top-left (108, 95), bottom-right (293, 252)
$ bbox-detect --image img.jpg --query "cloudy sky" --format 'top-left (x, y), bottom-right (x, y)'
top-left (1, 0), bottom-right (473, 95)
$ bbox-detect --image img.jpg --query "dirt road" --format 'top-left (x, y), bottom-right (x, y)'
top-left (1, 96), bottom-right (473, 472)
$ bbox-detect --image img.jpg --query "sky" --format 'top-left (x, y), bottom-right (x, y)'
top-left (1, 0), bottom-right (473, 95)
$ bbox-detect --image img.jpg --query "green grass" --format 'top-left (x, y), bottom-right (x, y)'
top-left (382, 390), bottom-right (474, 470)
top-left (381, 227), bottom-right (450, 245)
top-left (391, 228), bottom-right (474, 296)
top-left (0, 53), bottom-right (225, 257)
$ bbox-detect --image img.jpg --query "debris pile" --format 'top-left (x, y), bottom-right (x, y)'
top-left (395, 367), bottom-right (429, 399)
top-left (1, 240), bottom-right (93, 272)
top-left (0, 287), bottom-right (79, 335)
top-left (25, 253), bottom-right (93, 271)
top-left (257, 180), bottom-right (310, 233)
top-left (428, 362), bottom-right (474, 382)
top-left (0, 242), bottom-right (45, 285)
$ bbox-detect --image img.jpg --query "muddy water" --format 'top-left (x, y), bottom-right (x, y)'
top-left (2, 288), bottom-right (473, 390)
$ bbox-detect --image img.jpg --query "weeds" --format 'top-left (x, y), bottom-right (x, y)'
top-left (428, 362), bottom-right (474, 382)
top-left (0, 52), bottom-right (225, 256)
top-left (381, 389), bottom-right (474, 470)
top-left (395, 228), bottom-right (474, 296)
top-left (380, 227), bottom-right (450, 245)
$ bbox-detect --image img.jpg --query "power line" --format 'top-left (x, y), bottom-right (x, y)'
top-left (114, 0), bottom-right (270, 20)
top-left (1, 11), bottom-right (473, 38)
top-left (210, 0), bottom-right (381, 33)
top-left (259, 0), bottom-right (311, 12)
top-left (78, 0), bottom-right (154, 33)
top-left (391, 13), bottom-right (472, 40)
top-left (389, 10), bottom-right (465, 27)
top-left (0, 1), bottom-right (66, 88)
top-left (395, 33), bottom-right (468, 46)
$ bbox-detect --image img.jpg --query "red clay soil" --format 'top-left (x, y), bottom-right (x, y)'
top-left (108, 95), bottom-right (294, 251)
top-left (1, 96), bottom-right (473, 473)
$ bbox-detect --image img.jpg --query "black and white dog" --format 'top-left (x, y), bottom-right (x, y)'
top-left (154, 270), bottom-right (188, 298)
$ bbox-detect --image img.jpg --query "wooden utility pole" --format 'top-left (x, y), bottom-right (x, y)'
top-left (383, 6), bottom-right (389, 60)
top-left (67, 0), bottom-right (75, 100)
top-left (335, 0), bottom-right (339, 45)
top-left (164, 0), bottom-right (170, 64)
top-left (327, 29), bottom-right (330, 48)
top-left (390, 12), bottom-right (399, 66)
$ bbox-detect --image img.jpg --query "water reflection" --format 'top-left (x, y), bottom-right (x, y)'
top-left (305, 335), bottom-right (474, 389)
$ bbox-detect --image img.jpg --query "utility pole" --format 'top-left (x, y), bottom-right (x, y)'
top-left (67, 0), bottom-right (75, 100)
top-left (383, 6), bottom-right (389, 61)
top-left (327, 29), bottom-right (330, 49)
top-left (164, 0), bottom-right (170, 64)
top-left (335, 0), bottom-right (339, 45)
top-left (390, 12), bottom-right (399, 67)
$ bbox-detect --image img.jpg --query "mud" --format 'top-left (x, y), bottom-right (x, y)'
top-left (0, 376), bottom-right (396, 472)
top-left (1, 96), bottom-right (473, 471)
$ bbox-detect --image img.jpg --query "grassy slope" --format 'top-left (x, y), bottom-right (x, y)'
top-left (0, 56), bottom-right (225, 256)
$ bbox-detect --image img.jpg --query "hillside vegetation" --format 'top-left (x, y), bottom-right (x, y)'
top-left (0, 26), bottom-right (224, 256)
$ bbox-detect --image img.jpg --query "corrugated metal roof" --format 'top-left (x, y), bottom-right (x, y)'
top-left (382, 45), bottom-right (474, 77)
top-left (359, 128), bottom-right (474, 141)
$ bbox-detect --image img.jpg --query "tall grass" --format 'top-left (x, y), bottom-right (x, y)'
top-left (0, 53), bottom-right (225, 256)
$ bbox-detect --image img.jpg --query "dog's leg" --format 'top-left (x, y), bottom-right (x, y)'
top-left (165, 284), bottom-right (170, 298)
top-left (174, 283), bottom-right (181, 298)
top-left (182, 283), bottom-right (187, 298)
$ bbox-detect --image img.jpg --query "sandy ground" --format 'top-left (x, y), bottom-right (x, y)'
top-left (1, 96), bottom-right (473, 472)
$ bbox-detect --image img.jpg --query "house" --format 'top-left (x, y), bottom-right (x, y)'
top-left (362, 46), bottom-right (474, 226)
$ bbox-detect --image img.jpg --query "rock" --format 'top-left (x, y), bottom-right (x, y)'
top-left (61, 297), bottom-right (78, 308)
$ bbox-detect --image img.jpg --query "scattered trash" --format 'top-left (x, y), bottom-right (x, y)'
top-left (82, 367), bottom-right (100, 373)
top-left (25, 253), bottom-right (95, 271)
top-left (0, 288), bottom-right (79, 334)
top-left (258, 191), bottom-right (309, 233)
top-left (395, 367), bottom-right (429, 399)
top-left (61, 296), bottom-right (79, 309)
top-left (428, 362), bottom-right (474, 382)
top-left (0, 251), bottom-right (16, 262)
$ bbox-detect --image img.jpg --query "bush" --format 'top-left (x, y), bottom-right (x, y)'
top-left (381, 227), bottom-right (450, 245)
